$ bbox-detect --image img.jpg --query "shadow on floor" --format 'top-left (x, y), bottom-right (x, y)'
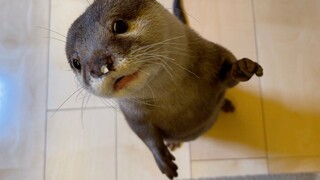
top-left (201, 87), bottom-right (320, 157)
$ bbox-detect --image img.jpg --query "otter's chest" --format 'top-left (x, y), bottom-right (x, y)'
top-left (120, 88), bottom-right (225, 140)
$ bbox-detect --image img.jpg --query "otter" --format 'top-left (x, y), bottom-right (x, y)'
top-left (65, 0), bottom-right (263, 179)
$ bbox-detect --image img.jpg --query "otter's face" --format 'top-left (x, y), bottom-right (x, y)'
top-left (66, 0), bottom-right (170, 98)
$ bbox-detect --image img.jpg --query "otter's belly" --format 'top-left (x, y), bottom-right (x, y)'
top-left (161, 106), bottom-right (221, 142)
top-left (157, 92), bottom-right (226, 142)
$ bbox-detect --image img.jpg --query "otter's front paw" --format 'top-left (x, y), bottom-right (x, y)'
top-left (155, 149), bottom-right (178, 179)
top-left (231, 58), bottom-right (263, 81)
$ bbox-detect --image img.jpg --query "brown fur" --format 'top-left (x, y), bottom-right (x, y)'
top-left (66, 0), bottom-right (263, 179)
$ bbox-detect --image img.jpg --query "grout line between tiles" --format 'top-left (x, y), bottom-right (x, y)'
top-left (269, 154), bottom-right (320, 160)
top-left (43, 0), bottom-right (52, 179)
top-left (251, 0), bottom-right (270, 174)
top-left (191, 156), bottom-right (267, 162)
top-left (115, 108), bottom-right (118, 180)
top-left (189, 143), bottom-right (193, 178)
top-left (47, 106), bottom-right (116, 112)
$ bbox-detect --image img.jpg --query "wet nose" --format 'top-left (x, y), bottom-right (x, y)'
top-left (89, 55), bottom-right (115, 78)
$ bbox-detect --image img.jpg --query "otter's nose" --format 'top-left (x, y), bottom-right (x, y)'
top-left (89, 55), bottom-right (115, 78)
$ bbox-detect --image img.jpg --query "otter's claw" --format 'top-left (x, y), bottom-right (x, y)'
top-left (155, 148), bottom-right (178, 179)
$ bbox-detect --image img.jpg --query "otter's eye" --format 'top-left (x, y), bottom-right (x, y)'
top-left (72, 58), bottom-right (81, 70)
top-left (113, 20), bottom-right (128, 34)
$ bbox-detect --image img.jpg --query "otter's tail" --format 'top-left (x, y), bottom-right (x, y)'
top-left (173, 0), bottom-right (187, 24)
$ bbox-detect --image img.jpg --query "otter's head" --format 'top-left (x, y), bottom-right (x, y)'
top-left (66, 0), bottom-right (181, 98)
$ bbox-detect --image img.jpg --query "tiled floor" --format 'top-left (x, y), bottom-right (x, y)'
top-left (0, 0), bottom-right (320, 180)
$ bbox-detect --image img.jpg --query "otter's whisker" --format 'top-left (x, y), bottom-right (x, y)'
top-left (132, 58), bottom-right (174, 80)
top-left (165, 58), bottom-right (200, 79)
top-left (130, 35), bottom-right (186, 55)
top-left (81, 92), bottom-right (91, 129)
top-left (100, 98), bottom-right (118, 110)
top-left (147, 84), bottom-right (156, 103)
top-left (135, 37), bottom-right (189, 53)
top-left (130, 45), bottom-right (169, 59)
top-left (129, 43), bottom-right (190, 64)
top-left (43, 37), bottom-right (66, 43)
top-left (142, 53), bottom-right (200, 79)
top-left (139, 69), bottom-right (150, 76)
top-left (50, 87), bottom-right (83, 118)
top-left (166, 7), bottom-right (201, 24)
top-left (128, 96), bottom-right (164, 108)
top-left (132, 58), bottom-right (160, 65)
top-left (133, 46), bottom-right (188, 59)
top-left (143, 53), bottom-right (177, 62)
top-left (131, 42), bottom-right (188, 58)
top-left (140, 63), bottom-right (161, 77)
top-left (161, 61), bottom-right (177, 80)
top-left (132, 36), bottom-right (186, 54)
top-left (151, 57), bottom-right (178, 83)
top-left (153, 61), bottom-right (176, 83)
top-left (75, 88), bottom-right (86, 101)
top-left (157, 50), bottom-right (193, 57)
top-left (35, 26), bottom-right (66, 38)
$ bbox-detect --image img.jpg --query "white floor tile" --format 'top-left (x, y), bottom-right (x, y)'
top-left (184, 0), bottom-right (257, 60)
top-left (254, 0), bottom-right (320, 157)
top-left (0, 170), bottom-right (44, 180)
top-left (192, 159), bottom-right (268, 178)
top-left (0, 0), bottom-right (49, 179)
top-left (46, 109), bottom-right (116, 180)
top-left (269, 156), bottom-right (320, 174)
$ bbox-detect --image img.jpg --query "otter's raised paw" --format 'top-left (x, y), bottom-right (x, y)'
top-left (155, 148), bottom-right (178, 179)
top-left (231, 58), bottom-right (263, 81)
top-left (166, 142), bottom-right (182, 151)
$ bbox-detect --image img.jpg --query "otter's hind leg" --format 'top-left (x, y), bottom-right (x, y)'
top-left (126, 120), bottom-right (178, 179)
top-left (221, 99), bottom-right (235, 113)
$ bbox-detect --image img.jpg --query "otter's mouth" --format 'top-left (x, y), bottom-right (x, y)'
top-left (114, 71), bottom-right (139, 91)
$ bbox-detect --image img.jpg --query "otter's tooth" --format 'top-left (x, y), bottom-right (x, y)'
top-left (101, 65), bottom-right (109, 74)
